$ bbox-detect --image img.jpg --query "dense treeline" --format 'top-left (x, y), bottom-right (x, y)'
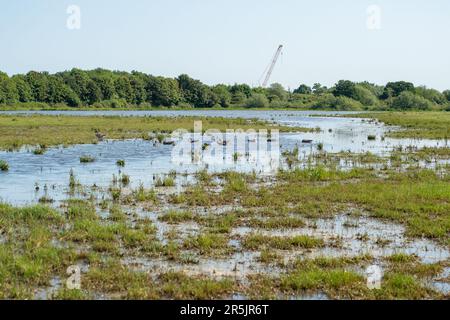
top-left (1, 69), bottom-right (449, 110)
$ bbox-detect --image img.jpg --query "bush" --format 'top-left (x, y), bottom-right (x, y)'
top-left (245, 94), bottom-right (269, 108)
top-left (0, 160), bottom-right (9, 171)
top-left (93, 98), bottom-right (128, 109)
top-left (390, 91), bottom-right (434, 110)
top-left (80, 155), bottom-right (96, 163)
top-left (353, 85), bottom-right (379, 107)
top-left (312, 94), bottom-right (363, 110)
top-left (415, 86), bottom-right (446, 105)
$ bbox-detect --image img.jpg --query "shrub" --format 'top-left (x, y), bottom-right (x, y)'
top-left (245, 94), bottom-right (269, 108)
top-left (390, 91), bottom-right (434, 110)
top-left (116, 159), bottom-right (125, 167)
top-left (0, 160), bottom-right (9, 171)
top-left (80, 155), bottom-right (96, 163)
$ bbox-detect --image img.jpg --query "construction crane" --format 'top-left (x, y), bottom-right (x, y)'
top-left (260, 45), bottom-right (283, 88)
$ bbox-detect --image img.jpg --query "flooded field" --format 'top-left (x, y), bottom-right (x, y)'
top-left (0, 111), bottom-right (446, 205)
top-left (0, 110), bottom-right (449, 300)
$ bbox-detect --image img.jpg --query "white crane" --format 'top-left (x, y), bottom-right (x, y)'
top-left (260, 45), bottom-right (283, 88)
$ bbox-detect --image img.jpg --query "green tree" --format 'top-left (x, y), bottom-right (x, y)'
top-left (130, 72), bottom-right (148, 105)
top-left (245, 93), bottom-right (269, 108)
top-left (177, 74), bottom-right (211, 107)
top-left (312, 83), bottom-right (328, 95)
top-left (333, 80), bottom-right (356, 98)
top-left (45, 76), bottom-right (80, 106)
top-left (0, 73), bottom-right (19, 104)
top-left (11, 75), bottom-right (32, 102)
top-left (267, 83), bottom-right (287, 102)
top-left (415, 86), bottom-right (446, 105)
top-left (25, 71), bottom-right (50, 102)
top-left (114, 76), bottom-right (134, 104)
top-left (293, 84), bottom-right (312, 94)
top-left (353, 85), bottom-right (379, 106)
top-left (382, 81), bottom-right (415, 99)
top-left (212, 85), bottom-right (232, 107)
top-left (86, 80), bottom-right (102, 105)
top-left (390, 91), bottom-right (433, 110)
top-left (231, 91), bottom-right (247, 105)
top-left (443, 90), bottom-right (450, 102)
top-left (147, 76), bottom-right (181, 107)
top-left (230, 84), bottom-right (252, 98)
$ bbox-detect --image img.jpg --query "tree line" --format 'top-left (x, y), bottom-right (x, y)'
top-left (1, 69), bottom-right (449, 110)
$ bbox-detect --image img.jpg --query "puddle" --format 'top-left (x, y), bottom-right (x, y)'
top-left (233, 213), bottom-right (449, 265)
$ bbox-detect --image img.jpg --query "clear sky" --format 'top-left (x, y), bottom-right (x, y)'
top-left (1, 0), bottom-right (449, 90)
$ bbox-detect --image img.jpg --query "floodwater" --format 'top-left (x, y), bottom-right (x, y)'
top-left (3, 110), bottom-right (448, 299)
top-left (0, 110), bottom-right (447, 205)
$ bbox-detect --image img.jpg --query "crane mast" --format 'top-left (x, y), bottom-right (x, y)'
top-left (261, 45), bottom-right (283, 88)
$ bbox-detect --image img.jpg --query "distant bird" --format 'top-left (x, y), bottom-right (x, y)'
top-left (94, 130), bottom-right (106, 141)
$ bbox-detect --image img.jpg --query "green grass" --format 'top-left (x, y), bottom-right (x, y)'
top-left (242, 234), bottom-right (324, 250)
top-left (1, 143), bottom-right (449, 300)
top-left (241, 170), bottom-right (450, 244)
top-left (248, 216), bottom-right (305, 229)
top-left (183, 233), bottom-right (231, 255)
top-left (258, 249), bottom-right (283, 264)
top-left (0, 160), bottom-right (9, 171)
top-left (281, 268), bottom-right (364, 292)
top-left (347, 112), bottom-right (450, 139)
top-left (0, 115), bottom-right (309, 150)
top-left (155, 176), bottom-right (175, 187)
top-left (133, 184), bottom-right (158, 203)
top-left (79, 155), bottom-right (96, 163)
top-left (159, 210), bottom-right (194, 224)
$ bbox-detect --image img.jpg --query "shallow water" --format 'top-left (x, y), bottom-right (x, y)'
top-left (3, 110), bottom-right (447, 299)
top-left (0, 110), bottom-right (447, 205)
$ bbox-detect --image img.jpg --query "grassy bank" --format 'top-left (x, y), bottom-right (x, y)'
top-left (345, 111), bottom-right (450, 139)
top-left (0, 115), bottom-right (309, 150)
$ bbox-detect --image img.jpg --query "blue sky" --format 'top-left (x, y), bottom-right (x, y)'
top-left (1, 0), bottom-right (449, 90)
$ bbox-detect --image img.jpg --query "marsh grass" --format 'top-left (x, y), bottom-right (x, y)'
top-left (133, 184), bottom-right (158, 203)
top-left (0, 160), bottom-right (9, 171)
top-left (155, 176), bottom-right (175, 187)
top-left (197, 213), bottom-right (238, 234)
top-left (79, 155), bottom-right (96, 163)
top-left (242, 234), bottom-right (324, 250)
top-left (159, 210), bottom-right (194, 224)
top-left (32, 147), bottom-right (46, 155)
top-left (347, 112), bottom-right (450, 139)
top-left (116, 159), bottom-right (125, 167)
top-left (1, 136), bottom-right (450, 300)
top-left (258, 249), bottom-right (283, 264)
top-left (0, 115), bottom-right (308, 150)
top-left (183, 233), bottom-right (231, 255)
top-left (248, 216), bottom-right (305, 229)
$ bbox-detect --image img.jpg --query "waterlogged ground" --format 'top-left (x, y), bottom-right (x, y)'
top-left (0, 110), bottom-right (449, 300)
top-left (0, 111), bottom-right (446, 205)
